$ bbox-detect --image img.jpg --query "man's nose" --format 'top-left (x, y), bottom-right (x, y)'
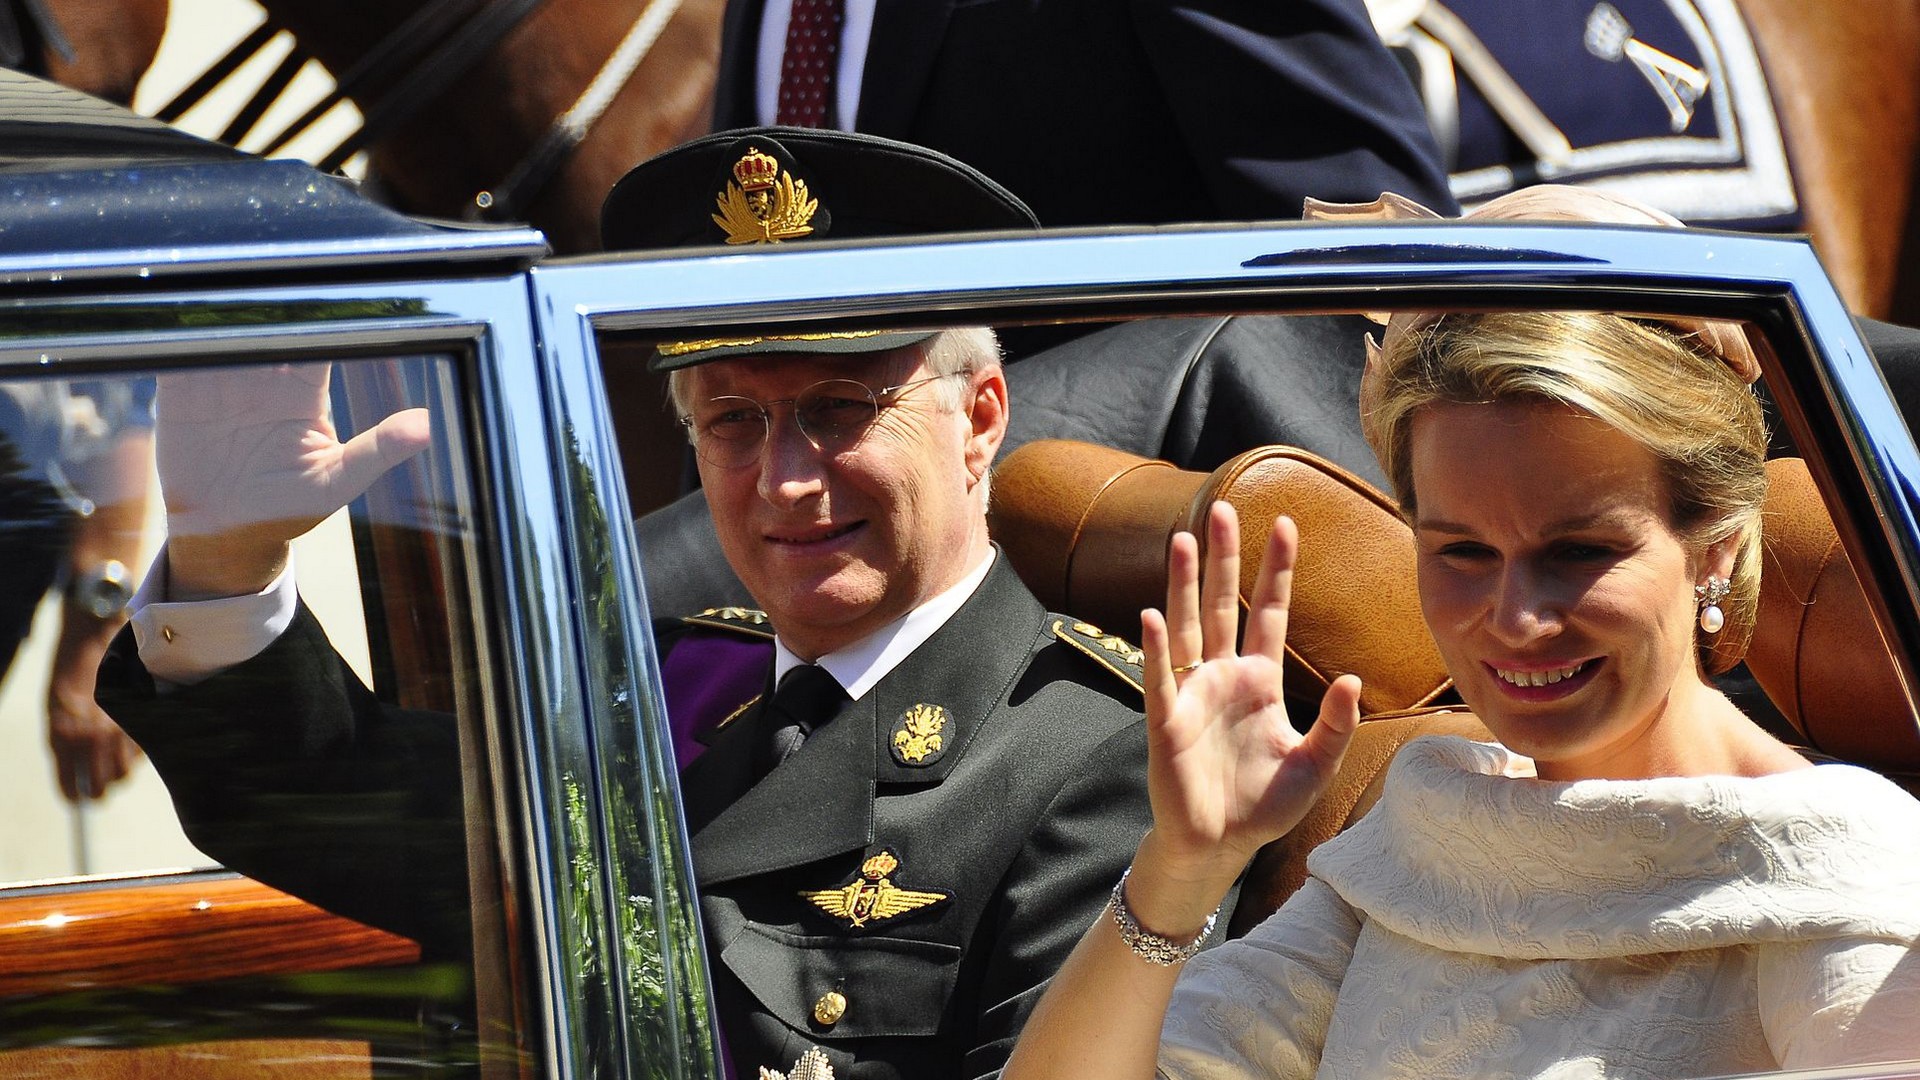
top-left (756, 408), bottom-right (828, 502)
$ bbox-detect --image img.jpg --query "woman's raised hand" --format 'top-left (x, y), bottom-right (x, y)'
top-left (1134, 503), bottom-right (1361, 914)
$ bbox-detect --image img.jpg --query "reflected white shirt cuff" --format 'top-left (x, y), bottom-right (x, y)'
top-left (129, 547), bottom-right (298, 687)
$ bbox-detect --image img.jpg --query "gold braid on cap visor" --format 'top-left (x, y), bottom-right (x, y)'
top-left (656, 329), bottom-right (904, 358)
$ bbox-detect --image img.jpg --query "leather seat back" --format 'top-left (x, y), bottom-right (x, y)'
top-left (1746, 458), bottom-right (1920, 771)
top-left (991, 440), bottom-right (1451, 715)
top-left (989, 442), bottom-right (1920, 928)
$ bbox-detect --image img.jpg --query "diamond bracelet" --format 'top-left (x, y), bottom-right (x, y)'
top-left (1106, 867), bottom-right (1218, 966)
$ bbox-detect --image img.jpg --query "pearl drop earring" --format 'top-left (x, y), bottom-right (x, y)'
top-left (1695, 577), bottom-right (1731, 634)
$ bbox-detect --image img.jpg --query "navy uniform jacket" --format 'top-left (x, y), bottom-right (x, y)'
top-left (712, 0), bottom-right (1459, 228)
top-left (101, 557), bottom-right (1156, 1080)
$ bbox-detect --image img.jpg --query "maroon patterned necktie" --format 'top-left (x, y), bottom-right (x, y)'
top-left (775, 0), bottom-right (844, 127)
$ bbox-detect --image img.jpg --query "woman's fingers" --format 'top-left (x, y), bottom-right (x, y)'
top-left (1300, 673), bottom-right (1361, 776)
top-left (1163, 530), bottom-right (1203, 672)
top-left (1199, 502), bottom-right (1242, 660)
top-left (1139, 607), bottom-right (1180, 734)
top-left (1242, 514), bottom-right (1298, 665)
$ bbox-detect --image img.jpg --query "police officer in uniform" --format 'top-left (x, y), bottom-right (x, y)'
top-left (102, 129), bottom-right (1170, 1079)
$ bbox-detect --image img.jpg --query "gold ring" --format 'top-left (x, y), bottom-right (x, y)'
top-left (1171, 661), bottom-right (1203, 674)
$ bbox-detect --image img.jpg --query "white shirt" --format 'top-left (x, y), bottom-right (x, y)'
top-left (772, 547), bottom-right (994, 700)
top-left (754, 0), bottom-right (877, 129)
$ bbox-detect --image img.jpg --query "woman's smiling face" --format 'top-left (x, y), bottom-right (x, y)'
top-left (1409, 398), bottom-right (1734, 780)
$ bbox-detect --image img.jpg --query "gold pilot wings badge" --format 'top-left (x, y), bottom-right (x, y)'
top-left (800, 850), bottom-right (952, 930)
top-left (713, 146), bottom-right (819, 244)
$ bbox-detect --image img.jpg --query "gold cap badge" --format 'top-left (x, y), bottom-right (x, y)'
top-left (890, 703), bottom-right (951, 765)
top-left (713, 146), bottom-right (819, 245)
top-left (799, 849), bottom-right (951, 930)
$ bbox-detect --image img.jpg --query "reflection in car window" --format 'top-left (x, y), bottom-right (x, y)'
top-left (0, 357), bottom-right (531, 1076)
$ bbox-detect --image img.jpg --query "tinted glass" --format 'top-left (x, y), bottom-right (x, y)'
top-left (0, 355), bottom-right (533, 1078)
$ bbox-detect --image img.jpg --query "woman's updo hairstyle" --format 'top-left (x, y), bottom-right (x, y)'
top-left (1305, 184), bottom-right (1770, 675)
top-left (1362, 310), bottom-right (1767, 675)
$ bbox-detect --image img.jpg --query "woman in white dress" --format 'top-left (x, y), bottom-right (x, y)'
top-left (1001, 188), bottom-right (1920, 1079)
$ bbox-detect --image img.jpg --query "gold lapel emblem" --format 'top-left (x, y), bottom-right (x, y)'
top-left (759, 1047), bottom-right (834, 1080)
top-left (799, 850), bottom-right (951, 930)
top-left (713, 147), bottom-right (819, 245)
top-left (890, 703), bottom-right (951, 765)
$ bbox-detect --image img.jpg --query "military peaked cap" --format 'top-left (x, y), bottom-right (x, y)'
top-left (601, 127), bottom-right (1038, 372)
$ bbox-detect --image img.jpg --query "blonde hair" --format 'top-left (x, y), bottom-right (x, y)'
top-left (1363, 310), bottom-right (1767, 673)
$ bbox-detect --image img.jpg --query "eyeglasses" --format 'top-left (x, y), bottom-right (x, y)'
top-left (679, 372), bottom-right (968, 468)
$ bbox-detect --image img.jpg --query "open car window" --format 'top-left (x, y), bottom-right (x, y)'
top-left (0, 354), bottom-right (535, 1077)
top-left (572, 271), bottom-right (1920, 1078)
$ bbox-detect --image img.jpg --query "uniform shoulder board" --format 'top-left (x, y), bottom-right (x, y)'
top-left (681, 605), bottom-right (776, 639)
top-left (1050, 617), bottom-right (1144, 695)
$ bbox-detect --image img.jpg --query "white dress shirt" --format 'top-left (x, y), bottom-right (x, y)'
top-left (132, 542), bottom-right (997, 701)
top-left (772, 547), bottom-right (994, 700)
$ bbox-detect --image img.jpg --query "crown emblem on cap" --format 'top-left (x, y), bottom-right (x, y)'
top-left (732, 147), bottom-right (781, 192)
top-left (713, 146), bottom-right (819, 245)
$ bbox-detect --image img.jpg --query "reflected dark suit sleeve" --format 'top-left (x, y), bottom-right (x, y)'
top-left (1131, 0), bottom-right (1458, 215)
top-left (98, 604), bottom-right (474, 961)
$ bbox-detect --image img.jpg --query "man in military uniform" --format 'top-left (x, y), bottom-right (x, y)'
top-left (101, 129), bottom-right (1163, 1079)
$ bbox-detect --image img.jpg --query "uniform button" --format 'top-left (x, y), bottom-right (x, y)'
top-left (812, 990), bottom-right (847, 1026)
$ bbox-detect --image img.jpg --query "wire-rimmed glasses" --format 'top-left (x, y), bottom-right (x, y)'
top-left (679, 372), bottom-right (967, 468)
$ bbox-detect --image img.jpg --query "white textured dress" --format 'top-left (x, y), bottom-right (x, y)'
top-left (1158, 736), bottom-right (1920, 1080)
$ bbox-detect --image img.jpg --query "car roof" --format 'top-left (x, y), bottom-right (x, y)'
top-left (0, 69), bottom-right (546, 281)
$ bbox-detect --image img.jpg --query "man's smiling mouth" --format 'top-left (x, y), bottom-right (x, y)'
top-left (767, 521), bottom-right (864, 545)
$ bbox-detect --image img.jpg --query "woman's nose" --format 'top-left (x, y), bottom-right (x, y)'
top-left (1486, 564), bottom-right (1565, 645)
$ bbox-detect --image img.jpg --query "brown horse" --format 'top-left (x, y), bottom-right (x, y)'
top-left (33, 0), bottom-right (169, 104)
top-left (46, 0), bottom-right (1920, 316)
top-left (229, 0), bottom-right (724, 254)
top-left (1737, 0), bottom-right (1920, 322)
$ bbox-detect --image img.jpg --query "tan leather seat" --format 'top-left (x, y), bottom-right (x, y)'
top-left (990, 440), bottom-right (1920, 928)
top-left (991, 440), bottom-right (1451, 716)
top-left (1748, 457), bottom-right (1920, 771)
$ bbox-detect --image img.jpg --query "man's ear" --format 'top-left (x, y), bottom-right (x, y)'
top-left (964, 366), bottom-right (1009, 483)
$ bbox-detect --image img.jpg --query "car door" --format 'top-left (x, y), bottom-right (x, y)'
top-left (0, 251), bottom-right (713, 1079)
top-left (532, 217), bottom-right (1920, 1080)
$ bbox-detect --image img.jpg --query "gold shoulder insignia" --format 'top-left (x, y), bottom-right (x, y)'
top-left (713, 146), bottom-right (819, 244)
top-left (799, 850), bottom-right (951, 930)
top-left (682, 605), bottom-right (775, 639)
top-left (1051, 618), bottom-right (1145, 694)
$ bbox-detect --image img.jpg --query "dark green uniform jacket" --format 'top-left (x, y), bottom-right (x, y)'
top-left (102, 557), bottom-right (1155, 1080)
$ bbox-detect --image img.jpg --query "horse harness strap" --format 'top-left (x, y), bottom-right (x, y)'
top-left (473, 0), bottom-right (687, 223)
top-left (0, 0), bottom-right (71, 76)
top-left (154, 0), bottom-right (552, 176)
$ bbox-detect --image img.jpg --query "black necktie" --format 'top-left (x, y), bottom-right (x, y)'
top-left (755, 664), bottom-right (846, 778)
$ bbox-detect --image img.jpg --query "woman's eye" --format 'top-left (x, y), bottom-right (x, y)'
top-left (1436, 542), bottom-right (1494, 562)
top-left (1556, 543), bottom-right (1614, 562)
